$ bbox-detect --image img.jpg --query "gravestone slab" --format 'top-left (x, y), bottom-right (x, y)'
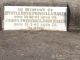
top-left (3, 6), bottom-right (67, 31)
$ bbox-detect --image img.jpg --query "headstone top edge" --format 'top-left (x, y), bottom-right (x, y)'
top-left (3, 2), bottom-right (67, 7)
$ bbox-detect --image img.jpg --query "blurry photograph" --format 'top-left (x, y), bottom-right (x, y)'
top-left (0, 0), bottom-right (80, 60)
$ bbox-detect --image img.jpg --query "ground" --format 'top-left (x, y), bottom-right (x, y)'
top-left (0, 31), bottom-right (80, 60)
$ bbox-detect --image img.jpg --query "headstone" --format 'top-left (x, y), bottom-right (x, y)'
top-left (3, 6), bottom-right (67, 31)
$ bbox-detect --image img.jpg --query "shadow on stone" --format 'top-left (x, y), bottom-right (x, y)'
top-left (67, 5), bottom-right (71, 31)
top-left (0, 8), bottom-right (2, 31)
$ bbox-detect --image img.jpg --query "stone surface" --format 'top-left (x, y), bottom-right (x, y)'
top-left (0, 31), bottom-right (80, 60)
